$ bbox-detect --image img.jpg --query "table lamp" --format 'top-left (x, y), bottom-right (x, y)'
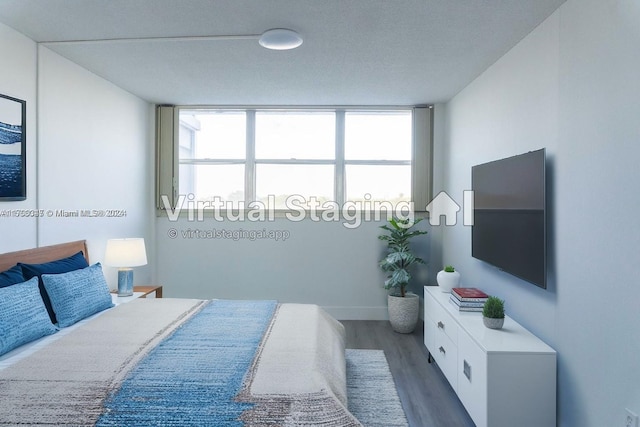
top-left (104, 238), bottom-right (148, 296)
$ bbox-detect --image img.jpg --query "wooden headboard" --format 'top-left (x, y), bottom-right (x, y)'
top-left (0, 240), bottom-right (89, 272)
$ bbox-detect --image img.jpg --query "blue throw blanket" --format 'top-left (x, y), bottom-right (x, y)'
top-left (96, 300), bottom-right (277, 426)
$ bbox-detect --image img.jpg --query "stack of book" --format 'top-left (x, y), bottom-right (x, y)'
top-left (449, 287), bottom-right (488, 312)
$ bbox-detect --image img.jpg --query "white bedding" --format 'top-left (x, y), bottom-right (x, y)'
top-left (251, 304), bottom-right (348, 403)
top-left (0, 292), bottom-right (144, 370)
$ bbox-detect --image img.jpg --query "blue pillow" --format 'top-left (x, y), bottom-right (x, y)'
top-left (19, 251), bottom-right (89, 323)
top-left (0, 277), bottom-right (58, 356)
top-left (41, 263), bottom-right (114, 328)
top-left (0, 264), bottom-right (25, 288)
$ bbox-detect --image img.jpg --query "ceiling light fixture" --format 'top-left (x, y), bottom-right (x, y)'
top-left (40, 28), bottom-right (304, 51)
top-left (258, 29), bottom-right (303, 50)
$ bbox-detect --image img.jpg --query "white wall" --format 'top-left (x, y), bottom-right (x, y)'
top-left (156, 216), bottom-right (431, 320)
top-left (439, 0), bottom-right (640, 425)
top-left (0, 23), bottom-right (38, 253)
top-left (36, 47), bottom-right (153, 288)
top-left (0, 24), bottom-right (153, 285)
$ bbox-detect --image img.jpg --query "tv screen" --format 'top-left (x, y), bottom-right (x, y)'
top-left (472, 149), bottom-right (546, 289)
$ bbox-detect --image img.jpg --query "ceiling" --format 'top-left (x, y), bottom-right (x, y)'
top-left (0, 0), bottom-right (565, 106)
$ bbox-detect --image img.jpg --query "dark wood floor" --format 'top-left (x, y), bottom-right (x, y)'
top-left (342, 320), bottom-right (475, 427)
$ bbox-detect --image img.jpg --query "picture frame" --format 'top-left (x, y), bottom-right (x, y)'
top-left (0, 93), bottom-right (26, 201)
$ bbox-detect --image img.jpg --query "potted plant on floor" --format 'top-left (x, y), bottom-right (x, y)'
top-left (482, 296), bottom-right (505, 329)
top-left (436, 265), bottom-right (460, 293)
top-left (379, 217), bottom-right (427, 333)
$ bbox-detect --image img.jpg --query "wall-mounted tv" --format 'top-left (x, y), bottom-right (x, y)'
top-left (472, 148), bottom-right (546, 289)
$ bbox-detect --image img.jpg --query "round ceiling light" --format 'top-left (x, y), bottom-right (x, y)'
top-left (259, 28), bottom-right (303, 50)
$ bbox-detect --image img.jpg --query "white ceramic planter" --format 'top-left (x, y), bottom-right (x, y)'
top-left (437, 270), bottom-right (460, 292)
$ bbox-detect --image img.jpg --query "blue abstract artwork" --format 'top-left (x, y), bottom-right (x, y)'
top-left (0, 94), bottom-right (26, 200)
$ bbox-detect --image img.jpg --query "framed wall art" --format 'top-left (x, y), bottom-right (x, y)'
top-left (0, 93), bottom-right (26, 201)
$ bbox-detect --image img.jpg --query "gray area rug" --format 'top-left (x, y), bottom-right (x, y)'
top-left (346, 349), bottom-right (409, 427)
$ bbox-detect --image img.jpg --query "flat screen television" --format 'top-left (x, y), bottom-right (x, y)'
top-left (471, 148), bottom-right (547, 289)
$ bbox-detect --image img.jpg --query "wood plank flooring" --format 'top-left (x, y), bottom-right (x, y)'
top-left (342, 320), bottom-right (475, 427)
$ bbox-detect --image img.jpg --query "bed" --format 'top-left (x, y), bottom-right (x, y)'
top-left (0, 241), bottom-right (362, 426)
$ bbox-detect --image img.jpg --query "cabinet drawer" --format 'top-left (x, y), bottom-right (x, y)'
top-left (457, 330), bottom-right (488, 427)
top-left (433, 329), bottom-right (458, 390)
top-left (425, 291), bottom-right (458, 344)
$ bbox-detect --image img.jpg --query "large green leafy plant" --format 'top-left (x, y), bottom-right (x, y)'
top-left (378, 217), bottom-right (428, 297)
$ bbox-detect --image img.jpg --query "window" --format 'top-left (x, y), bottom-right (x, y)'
top-left (157, 106), bottom-right (432, 214)
top-left (254, 111), bottom-right (335, 209)
top-left (344, 111), bottom-right (412, 204)
top-left (178, 111), bottom-right (246, 207)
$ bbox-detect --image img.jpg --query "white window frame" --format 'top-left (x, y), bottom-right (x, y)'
top-left (156, 106), bottom-right (432, 213)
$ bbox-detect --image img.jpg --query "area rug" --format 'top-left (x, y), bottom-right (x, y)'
top-left (346, 349), bottom-right (409, 427)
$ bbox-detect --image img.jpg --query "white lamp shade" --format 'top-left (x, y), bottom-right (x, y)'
top-left (104, 238), bottom-right (147, 267)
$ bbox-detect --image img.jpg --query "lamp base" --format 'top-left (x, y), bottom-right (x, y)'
top-left (117, 268), bottom-right (134, 296)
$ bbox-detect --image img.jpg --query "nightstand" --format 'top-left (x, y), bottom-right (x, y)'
top-left (111, 285), bottom-right (163, 305)
top-left (133, 285), bottom-right (163, 298)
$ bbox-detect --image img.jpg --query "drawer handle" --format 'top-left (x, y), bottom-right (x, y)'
top-left (439, 346), bottom-right (446, 355)
top-left (437, 321), bottom-right (445, 329)
top-left (463, 359), bottom-right (472, 381)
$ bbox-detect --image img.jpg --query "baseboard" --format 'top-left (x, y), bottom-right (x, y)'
top-left (323, 296), bottom-right (425, 321)
top-left (322, 306), bottom-right (389, 320)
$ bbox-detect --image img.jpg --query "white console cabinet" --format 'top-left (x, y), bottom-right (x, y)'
top-left (424, 286), bottom-right (556, 427)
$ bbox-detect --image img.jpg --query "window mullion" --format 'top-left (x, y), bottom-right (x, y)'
top-left (254, 159), bottom-right (335, 165)
top-left (245, 110), bottom-right (256, 203)
top-left (335, 110), bottom-right (345, 205)
top-left (179, 159), bottom-right (246, 165)
top-left (344, 160), bottom-right (411, 166)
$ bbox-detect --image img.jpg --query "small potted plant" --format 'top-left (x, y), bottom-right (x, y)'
top-left (436, 265), bottom-right (460, 293)
top-left (379, 217), bottom-right (427, 333)
top-left (482, 296), bottom-right (505, 329)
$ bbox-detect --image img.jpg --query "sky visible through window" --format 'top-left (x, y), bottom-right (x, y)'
top-left (179, 109), bottom-right (412, 209)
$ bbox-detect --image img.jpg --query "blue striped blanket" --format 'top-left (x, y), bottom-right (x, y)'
top-left (97, 299), bottom-right (277, 426)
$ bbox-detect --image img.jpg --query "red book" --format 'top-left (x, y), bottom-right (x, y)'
top-left (452, 287), bottom-right (488, 301)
